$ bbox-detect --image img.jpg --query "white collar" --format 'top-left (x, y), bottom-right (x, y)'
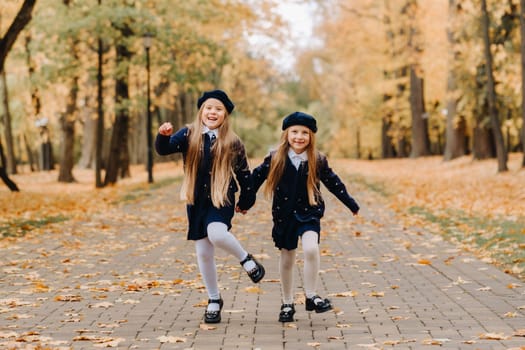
top-left (288, 149), bottom-right (307, 161)
top-left (288, 149), bottom-right (307, 169)
top-left (202, 126), bottom-right (218, 138)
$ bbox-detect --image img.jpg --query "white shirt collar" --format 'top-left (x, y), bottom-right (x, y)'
top-left (288, 149), bottom-right (307, 169)
top-left (202, 126), bottom-right (218, 138)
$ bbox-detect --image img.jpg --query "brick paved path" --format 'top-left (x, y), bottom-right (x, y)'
top-left (1, 178), bottom-right (524, 349)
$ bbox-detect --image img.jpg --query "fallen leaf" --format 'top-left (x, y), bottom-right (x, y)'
top-left (478, 332), bottom-right (508, 340)
top-left (157, 335), bottom-right (186, 343)
top-left (199, 324), bottom-right (217, 330)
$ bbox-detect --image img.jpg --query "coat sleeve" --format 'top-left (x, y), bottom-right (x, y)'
top-left (233, 141), bottom-right (256, 211)
top-left (252, 154), bottom-right (272, 193)
top-left (155, 127), bottom-right (189, 156)
top-left (319, 155), bottom-right (360, 214)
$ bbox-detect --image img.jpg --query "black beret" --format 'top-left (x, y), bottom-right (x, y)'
top-left (197, 89), bottom-right (235, 114)
top-left (282, 111), bottom-right (317, 133)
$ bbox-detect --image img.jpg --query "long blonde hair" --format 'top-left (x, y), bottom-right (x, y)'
top-left (180, 108), bottom-right (239, 207)
top-left (264, 128), bottom-right (320, 205)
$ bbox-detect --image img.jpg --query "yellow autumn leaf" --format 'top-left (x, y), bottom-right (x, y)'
top-left (478, 332), bottom-right (507, 340)
top-left (417, 259), bottom-right (432, 265)
top-left (244, 286), bottom-right (263, 293)
top-left (307, 342), bottom-right (321, 347)
top-left (54, 295), bottom-right (82, 302)
top-left (157, 335), bottom-right (186, 343)
top-left (199, 324), bottom-right (217, 330)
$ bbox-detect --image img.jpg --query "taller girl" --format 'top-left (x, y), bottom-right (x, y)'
top-left (156, 89), bottom-right (265, 324)
top-left (252, 111), bottom-right (359, 323)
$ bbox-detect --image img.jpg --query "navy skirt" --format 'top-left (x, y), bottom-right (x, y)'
top-left (272, 218), bottom-right (320, 250)
top-left (186, 202), bottom-right (235, 240)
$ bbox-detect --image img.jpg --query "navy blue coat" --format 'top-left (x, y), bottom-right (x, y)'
top-left (252, 153), bottom-right (359, 249)
top-left (155, 126), bottom-right (255, 240)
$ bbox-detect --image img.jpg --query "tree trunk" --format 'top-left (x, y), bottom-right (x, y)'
top-left (0, 0), bottom-right (36, 191)
top-left (444, 0), bottom-right (467, 161)
top-left (58, 76), bottom-right (78, 182)
top-left (104, 23), bottom-right (133, 185)
top-left (57, 0), bottom-right (78, 182)
top-left (520, 0), bottom-right (525, 168)
top-left (409, 66), bottom-right (431, 157)
top-left (24, 34), bottom-right (41, 117)
top-left (472, 117), bottom-right (495, 159)
top-left (481, 0), bottom-right (508, 172)
top-left (23, 133), bottom-right (37, 171)
top-left (0, 0), bottom-right (37, 72)
top-left (1, 69), bottom-right (17, 174)
top-left (0, 140), bottom-right (19, 191)
top-left (95, 34), bottom-right (105, 187)
top-left (381, 116), bottom-right (397, 158)
top-left (78, 91), bottom-right (96, 169)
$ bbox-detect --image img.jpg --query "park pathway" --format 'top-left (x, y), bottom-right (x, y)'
top-left (0, 175), bottom-right (524, 349)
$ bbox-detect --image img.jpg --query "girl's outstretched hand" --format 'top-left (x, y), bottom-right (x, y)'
top-left (235, 206), bottom-right (248, 215)
top-left (158, 122), bottom-right (173, 136)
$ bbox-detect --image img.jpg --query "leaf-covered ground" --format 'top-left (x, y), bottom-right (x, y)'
top-left (333, 153), bottom-right (525, 281)
top-left (1, 154), bottom-right (524, 280)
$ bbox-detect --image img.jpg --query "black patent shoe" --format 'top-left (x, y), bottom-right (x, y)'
top-left (305, 295), bottom-right (332, 313)
top-left (204, 298), bottom-right (224, 324)
top-left (240, 253), bottom-right (265, 283)
top-left (278, 303), bottom-right (295, 322)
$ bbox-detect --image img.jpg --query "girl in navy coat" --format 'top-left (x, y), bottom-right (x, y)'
top-left (156, 89), bottom-right (265, 324)
top-left (252, 112), bottom-right (359, 322)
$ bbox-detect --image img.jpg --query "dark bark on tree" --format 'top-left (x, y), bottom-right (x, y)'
top-left (397, 128), bottom-right (410, 158)
top-left (78, 93), bottom-right (96, 169)
top-left (481, 0), bottom-right (508, 172)
top-left (0, 0), bottom-right (37, 72)
top-left (104, 23), bottom-right (133, 185)
top-left (444, 0), bottom-right (467, 161)
top-left (24, 34), bottom-right (41, 116)
top-left (0, 140), bottom-right (19, 192)
top-left (409, 66), bottom-right (431, 157)
top-left (95, 35), bottom-right (105, 188)
top-left (472, 120), bottom-right (495, 159)
top-left (520, 0), bottom-right (525, 168)
top-left (23, 134), bottom-right (37, 171)
top-left (381, 116), bottom-right (397, 158)
top-left (0, 0), bottom-right (36, 191)
top-left (58, 75), bottom-right (78, 183)
top-left (1, 69), bottom-right (17, 174)
top-left (57, 2), bottom-right (79, 183)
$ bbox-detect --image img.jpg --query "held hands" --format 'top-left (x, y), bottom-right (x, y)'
top-left (235, 206), bottom-right (248, 215)
top-left (158, 122), bottom-right (173, 136)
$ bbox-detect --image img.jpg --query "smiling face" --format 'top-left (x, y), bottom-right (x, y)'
top-left (201, 98), bottom-right (227, 130)
top-left (287, 125), bottom-right (311, 153)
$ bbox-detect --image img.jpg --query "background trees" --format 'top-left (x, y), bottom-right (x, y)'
top-left (0, 0), bottom-right (524, 191)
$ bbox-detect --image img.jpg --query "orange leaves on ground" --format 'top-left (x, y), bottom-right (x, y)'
top-left (245, 286), bottom-right (263, 294)
top-left (336, 154), bottom-right (525, 217)
top-left (158, 335), bottom-right (187, 343)
top-left (478, 332), bottom-right (508, 340)
top-left (54, 294), bottom-right (82, 302)
top-left (329, 290), bottom-right (358, 297)
top-left (417, 258), bottom-right (432, 265)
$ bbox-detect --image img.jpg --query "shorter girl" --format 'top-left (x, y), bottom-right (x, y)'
top-left (156, 89), bottom-right (265, 324)
top-left (252, 111), bottom-right (359, 322)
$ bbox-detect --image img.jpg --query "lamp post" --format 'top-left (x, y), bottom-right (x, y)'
top-left (143, 33), bottom-right (153, 183)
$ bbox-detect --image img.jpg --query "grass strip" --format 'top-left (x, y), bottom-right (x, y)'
top-left (0, 215), bottom-right (69, 239)
top-left (408, 206), bottom-right (525, 280)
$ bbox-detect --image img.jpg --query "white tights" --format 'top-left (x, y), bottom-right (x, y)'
top-left (195, 222), bottom-right (255, 310)
top-left (280, 231), bottom-right (320, 304)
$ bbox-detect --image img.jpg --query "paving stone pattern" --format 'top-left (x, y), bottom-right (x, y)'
top-left (1, 179), bottom-right (524, 349)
